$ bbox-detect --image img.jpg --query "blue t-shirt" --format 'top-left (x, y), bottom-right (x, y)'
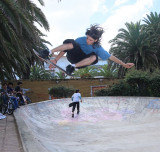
top-left (7, 87), bottom-right (13, 94)
top-left (75, 36), bottom-right (111, 60)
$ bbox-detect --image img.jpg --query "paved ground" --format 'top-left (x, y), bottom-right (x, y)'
top-left (14, 97), bottom-right (160, 152)
top-left (0, 115), bottom-right (23, 152)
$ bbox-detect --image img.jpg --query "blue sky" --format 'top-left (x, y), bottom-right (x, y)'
top-left (34, 0), bottom-right (159, 51)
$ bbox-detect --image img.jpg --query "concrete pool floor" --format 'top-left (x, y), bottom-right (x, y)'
top-left (14, 97), bottom-right (160, 152)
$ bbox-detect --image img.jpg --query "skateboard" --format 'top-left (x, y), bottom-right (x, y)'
top-left (69, 102), bottom-right (74, 107)
top-left (33, 50), bottom-right (72, 76)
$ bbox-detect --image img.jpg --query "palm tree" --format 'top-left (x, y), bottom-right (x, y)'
top-left (29, 65), bottom-right (52, 80)
top-left (109, 21), bottom-right (158, 77)
top-left (99, 64), bottom-right (118, 78)
top-left (0, 0), bottom-right (51, 80)
top-left (16, 0), bottom-right (51, 79)
top-left (55, 71), bottom-right (67, 79)
top-left (143, 12), bottom-right (160, 68)
top-left (74, 66), bottom-right (93, 78)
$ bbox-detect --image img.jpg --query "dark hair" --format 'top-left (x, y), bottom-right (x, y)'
top-left (8, 82), bottom-right (13, 86)
top-left (17, 82), bottom-right (22, 85)
top-left (2, 83), bottom-right (7, 87)
top-left (76, 89), bottom-right (79, 93)
top-left (85, 24), bottom-right (104, 46)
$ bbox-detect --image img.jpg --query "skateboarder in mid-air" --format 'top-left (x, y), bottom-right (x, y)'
top-left (39, 24), bottom-right (134, 75)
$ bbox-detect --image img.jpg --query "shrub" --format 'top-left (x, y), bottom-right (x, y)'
top-left (95, 69), bottom-right (152, 97)
top-left (49, 85), bottom-right (75, 98)
top-left (149, 71), bottom-right (160, 97)
top-left (80, 73), bottom-right (92, 78)
top-left (55, 71), bottom-right (67, 79)
top-left (94, 80), bottom-right (138, 96)
top-left (124, 69), bottom-right (150, 96)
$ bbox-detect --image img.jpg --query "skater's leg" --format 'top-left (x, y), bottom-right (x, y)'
top-left (72, 102), bottom-right (76, 117)
top-left (75, 55), bottom-right (97, 68)
top-left (77, 102), bottom-right (80, 114)
top-left (72, 112), bottom-right (74, 118)
top-left (66, 53), bottom-right (98, 75)
top-left (51, 43), bottom-right (73, 54)
top-left (72, 102), bottom-right (76, 112)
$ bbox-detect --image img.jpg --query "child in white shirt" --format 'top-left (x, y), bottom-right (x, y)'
top-left (71, 89), bottom-right (82, 118)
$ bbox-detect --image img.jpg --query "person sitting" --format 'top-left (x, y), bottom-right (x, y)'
top-left (15, 82), bottom-right (25, 105)
top-left (0, 83), bottom-right (18, 110)
top-left (7, 82), bottom-right (19, 109)
top-left (1, 83), bottom-right (9, 105)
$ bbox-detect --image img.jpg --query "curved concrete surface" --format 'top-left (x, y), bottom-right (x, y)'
top-left (14, 97), bottom-right (160, 152)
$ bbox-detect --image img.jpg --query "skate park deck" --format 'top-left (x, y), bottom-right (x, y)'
top-left (14, 97), bottom-right (160, 152)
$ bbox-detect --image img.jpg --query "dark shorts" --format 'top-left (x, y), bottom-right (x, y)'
top-left (63, 39), bottom-right (98, 67)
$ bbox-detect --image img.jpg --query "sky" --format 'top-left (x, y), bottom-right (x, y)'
top-left (33, 0), bottom-right (159, 51)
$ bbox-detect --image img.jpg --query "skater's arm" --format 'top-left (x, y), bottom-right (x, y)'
top-left (55, 51), bottom-right (65, 61)
top-left (79, 94), bottom-right (82, 102)
top-left (109, 55), bottom-right (134, 68)
top-left (52, 51), bottom-right (65, 63)
top-left (49, 52), bottom-right (65, 69)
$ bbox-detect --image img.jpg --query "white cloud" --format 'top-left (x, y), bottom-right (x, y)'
top-left (114, 0), bottom-right (129, 6)
top-left (33, 0), bottom-right (106, 49)
top-left (102, 0), bottom-right (154, 50)
top-left (33, 0), bottom-right (156, 52)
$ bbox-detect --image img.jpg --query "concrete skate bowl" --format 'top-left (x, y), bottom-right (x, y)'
top-left (14, 97), bottom-right (160, 152)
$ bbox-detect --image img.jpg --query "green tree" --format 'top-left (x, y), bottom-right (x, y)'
top-left (0, 0), bottom-right (50, 80)
top-left (55, 71), bottom-right (67, 79)
top-left (143, 12), bottom-right (160, 69)
top-left (99, 64), bottom-right (118, 78)
top-left (109, 21), bottom-right (158, 77)
top-left (29, 65), bottom-right (52, 80)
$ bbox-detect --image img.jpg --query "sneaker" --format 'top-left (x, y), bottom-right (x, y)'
top-left (77, 111), bottom-right (80, 114)
top-left (72, 114), bottom-right (74, 118)
top-left (39, 49), bottom-right (50, 60)
top-left (66, 65), bottom-right (75, 75)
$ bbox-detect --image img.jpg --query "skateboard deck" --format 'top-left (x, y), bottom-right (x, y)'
top-left (69, 102), bottom-right (74, 107)
top-left (33, 50), bottom-right (72, 76)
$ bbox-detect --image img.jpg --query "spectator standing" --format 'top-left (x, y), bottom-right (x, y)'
top-left (71, 89), bottom-right (82, 118)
